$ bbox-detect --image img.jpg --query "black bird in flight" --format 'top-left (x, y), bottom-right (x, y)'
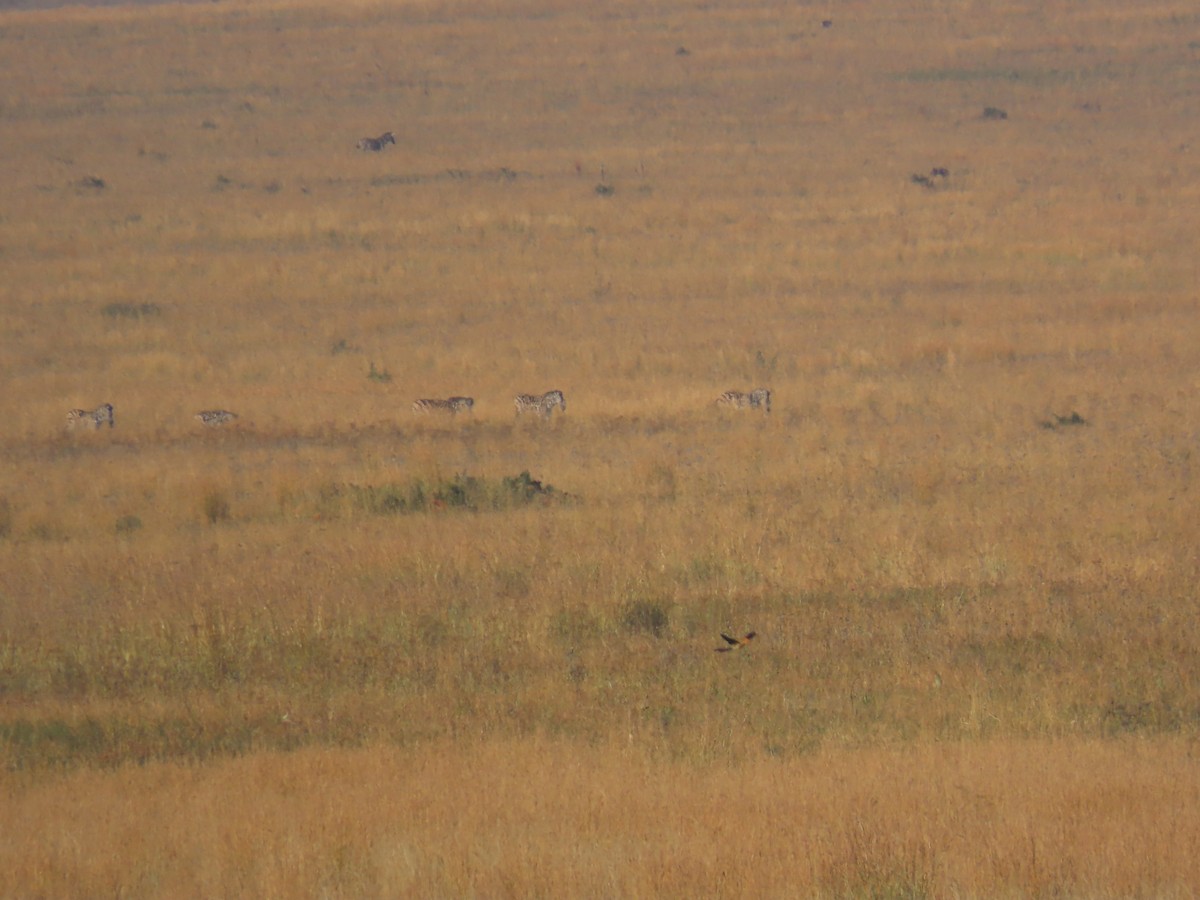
top-left (715, 631), bottom-right (757, 652)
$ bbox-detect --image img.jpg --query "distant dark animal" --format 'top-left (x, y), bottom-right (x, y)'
top-left (195, 410), bottom-right (238, 427)
top-left (982, 106), bottom-right (1008, 120)
top-left (717, 388), bottom-right (771, 413)
top-left (356, 131), bottom-right (396, 152)
top-left (66, 403), bottom-right (114, 431)
top-left (1040, 411), bottom-right (1088, 430)
top-left (514, 390), bottom-right (566, 418)
top-left (715, 632), bottom-right (757, 652)
top-left (913, 168), bottom-right (950, 189)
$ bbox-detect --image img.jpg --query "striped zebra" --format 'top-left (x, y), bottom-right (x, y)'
top-left (514, 390), bottom-right (566, 418)
top-left (66, 403), bottom-right (114, 431)
top-left (716, 388), bottom-right (771, 413)
top-left (412, 396), bottom-right (475, 416)
top-left (356, 131), bottom-right (396, 152)
top-left (195, 410), bottom-right (238, 427)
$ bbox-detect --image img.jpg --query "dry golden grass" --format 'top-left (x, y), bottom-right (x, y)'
top-left (4, 737), bottom-right (1200, 897)
top-left (2, 0), bottom-right (1200, 893)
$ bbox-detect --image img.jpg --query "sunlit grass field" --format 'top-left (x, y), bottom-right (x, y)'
top-left (2, 0), bottom-right (1200, 894)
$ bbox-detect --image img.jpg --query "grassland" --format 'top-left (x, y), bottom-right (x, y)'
top-left (2, 0), bottom-right (1200, 894)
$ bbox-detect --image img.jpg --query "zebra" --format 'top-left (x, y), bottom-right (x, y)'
top-left (195, 410), bottom-right (238, 427)
top-left (66, 403), bottom-right (114, 431)
top-left (514, 390), bottom-right (566, 418)
top-left (412, 397), bottom-right (475, 416)
top-left (356, 131), bottom-right (396, 152)
top-left (716, 388), bottom-right (772, 413)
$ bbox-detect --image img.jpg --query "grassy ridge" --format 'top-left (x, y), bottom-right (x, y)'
top-left (5, 737), bottom-right (1200, 897)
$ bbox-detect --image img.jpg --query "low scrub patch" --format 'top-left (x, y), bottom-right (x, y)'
top-left (366, 362), bottom-right (392, 383)
top-left (101, 302), bottom-right (162, 319)
top-left (327, 471), bottom-right (572, 517)
top-left (621, 599), bottom-right (670, 638)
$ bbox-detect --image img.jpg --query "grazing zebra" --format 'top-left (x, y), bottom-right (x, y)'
top-left (716, 388), bottom-right (772, 413)
top-left (195, 410), bottom-right (238, 427)
top-left (356, 131), bottom-right (396, 152)
top-left (66, 403), bottom-right (114, 431)
top-left (412, 396), bottom-right (475, 416)
top-left (514, 390), bottom-right (566, 418)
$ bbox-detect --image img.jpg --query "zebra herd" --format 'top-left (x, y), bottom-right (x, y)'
top-left (65, 387), bottom-right (770, 433)
top-left (411, 388), bottom-right (770, 419)
top-left (409, 390), bottom-right (566, 419)
top-left (64, 404), bottom-right (239, 432)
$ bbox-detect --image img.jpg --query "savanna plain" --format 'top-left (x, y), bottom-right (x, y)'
top-left (2, 0), bottom-right (1200, 895)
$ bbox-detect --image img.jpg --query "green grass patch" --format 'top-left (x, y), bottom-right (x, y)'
top-left (894, 66), bottom-right (1114, 86)
top-left (366, 361), bottom-right (392, 383)
top-left (114, 514), bottom-right (142, 535)
top-left (101, 302), bottom-right (162, 319)
top-left (331, 471), bottom-right (571, 516)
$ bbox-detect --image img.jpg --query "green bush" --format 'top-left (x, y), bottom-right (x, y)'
top-left (101, 302), bottom-right (162, 319)
top-left (203, 492), bottom-right (231, 524)
top-left (367, 362), bottom-right (392, 383)
top-left (622, 599), bottom-right (670, 638)
top-left (115, 515), bottom-right (142, 535)
top-left (339, 472), bottom-right (570, 517)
